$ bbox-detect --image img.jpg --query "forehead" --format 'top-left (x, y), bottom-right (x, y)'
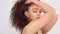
top-left (29, 4), bottom-right (40, 10)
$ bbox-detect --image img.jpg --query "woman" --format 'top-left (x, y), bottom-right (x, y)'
top-left (10, 0), bottom-right (58, 34)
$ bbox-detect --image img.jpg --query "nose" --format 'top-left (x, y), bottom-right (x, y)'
top-left (36, 13), bottom-right (40, 19)
top-left (37, 11), bottom-right (41, 16)
top-left (36, 12), bottom-right (40, 18)
top-left (37, 8), bottom-right (41, 17)
top-left (37, 13), bottom-right (40, 16)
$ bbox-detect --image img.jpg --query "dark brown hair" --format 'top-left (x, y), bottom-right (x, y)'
top-left (10, 0), bottom-right (33, 32)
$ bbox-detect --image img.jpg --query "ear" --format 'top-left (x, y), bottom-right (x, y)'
top-left (24, 11), bottom-right (29, 17)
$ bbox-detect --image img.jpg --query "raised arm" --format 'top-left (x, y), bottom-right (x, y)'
top-left (41, 14), bottom-right (58, 34)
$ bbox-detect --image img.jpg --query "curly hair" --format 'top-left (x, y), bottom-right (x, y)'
top-left (10, 0), bottom-right (33, 32)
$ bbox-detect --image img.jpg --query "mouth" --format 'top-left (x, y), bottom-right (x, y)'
top-left (36, 17), bottom-right (40, 19)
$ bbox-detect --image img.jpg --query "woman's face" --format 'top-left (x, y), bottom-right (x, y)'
top-left (25, 4), bottom-right (41, 21)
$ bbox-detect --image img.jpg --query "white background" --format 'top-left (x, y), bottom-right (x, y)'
top-left (0, 0), bottom-right (60, 34)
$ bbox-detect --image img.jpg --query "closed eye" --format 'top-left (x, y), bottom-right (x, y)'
top-left (32, 8), bottom-right (38, 13)
top-left (33, 10), bottom-right (37, 13)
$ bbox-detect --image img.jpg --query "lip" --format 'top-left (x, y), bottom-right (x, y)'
top-left (36, 17), bottom-right (40, 19)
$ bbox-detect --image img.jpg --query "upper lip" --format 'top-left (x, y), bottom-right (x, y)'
top-left (37, 17), bottom-right (40, 19)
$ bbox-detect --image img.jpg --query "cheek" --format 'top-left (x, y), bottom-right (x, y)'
top-left (32, 14), bottom-right (37, 17)
top-left (29, 11), bottom-right (38, 18)
top-left (29, 13), bottom-right (38, 20)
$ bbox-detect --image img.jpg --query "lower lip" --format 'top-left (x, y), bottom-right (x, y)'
top-left (36, 17), bottom-right (40, 19)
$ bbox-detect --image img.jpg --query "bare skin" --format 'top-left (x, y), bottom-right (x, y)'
top-left (22, 0), bottom-right (58, 34)
top-left (32, 0), bottom-right (58, 34)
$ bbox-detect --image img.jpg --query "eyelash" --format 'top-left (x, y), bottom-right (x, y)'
top-left (33, 11), bottom-right (37, 13)
top-left (33, 9), bottom-right (42, 13)
top-left (33, 11), bottom-right (41, 13)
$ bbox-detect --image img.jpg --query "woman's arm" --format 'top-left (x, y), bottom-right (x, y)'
top-left (41, 14), bottom-right (58, 34)
top-left (32, 1), bottom-right (58, 34)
